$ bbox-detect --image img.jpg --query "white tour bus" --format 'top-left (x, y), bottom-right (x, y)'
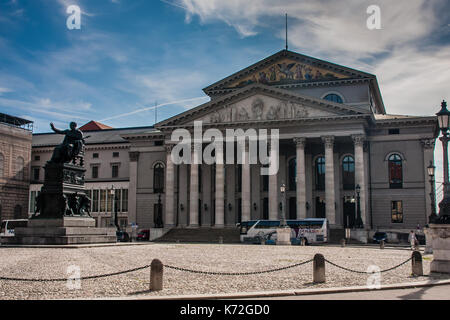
top-left (0, 219), bottom-right (28, 238)
top-left (239, 218), bottom-right (329, 244)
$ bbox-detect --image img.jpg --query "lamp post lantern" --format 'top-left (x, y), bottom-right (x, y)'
top-left (280, 183), bottom-right (287, 227)
top-left (427, 161), bottom-right (437, 223)
top-left (355, 184), bottom-right (363, 228)
top-left (436, 100), bottom-right (450, 222)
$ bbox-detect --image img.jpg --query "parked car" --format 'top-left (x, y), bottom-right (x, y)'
top-left (116, 230), bottom-right (130, 242)
top-left (137, 229), bottom-right (150, 241)
top-left (372, 232), bottom-right (388, 243)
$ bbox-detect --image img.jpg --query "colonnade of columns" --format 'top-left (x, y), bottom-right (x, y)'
top-left (163, 134), bottom-right (367, 228)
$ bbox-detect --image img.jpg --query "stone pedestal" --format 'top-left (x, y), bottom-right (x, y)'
top-left (2, 217), bottom-right (116, 245)
top-left (430, 224), bottom-right (450, 274)
top-left (276, 227), bottom-right (291, 245)
top-left (424, 227), bottom-right (433, 254)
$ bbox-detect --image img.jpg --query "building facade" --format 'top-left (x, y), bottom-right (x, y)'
top-left (0, 113), bottom-right (33, 222)
top-left (123, 50), bottom-right (438, 232)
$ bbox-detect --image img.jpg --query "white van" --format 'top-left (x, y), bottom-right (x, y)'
top-left (0, 219), bottom-right (28, 237)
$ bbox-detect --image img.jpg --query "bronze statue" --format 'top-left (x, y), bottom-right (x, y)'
top-left (49, 122), bottom-right (88, 164)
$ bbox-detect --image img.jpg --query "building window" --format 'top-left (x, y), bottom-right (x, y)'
top-left (261, 165), bottom-right (269, 192)
top-left (112, 164), bottom-right (119, 178)
top-left (388, 128), bottom-right (400, 135)
top-left (324, 93), bottom-right (343, 104)
top-left (315, 156), bottom-right (325, 191)
top-left (15, 157), bottom-right (24, 180)
top-left (388, 154), bottom-right (403, 188)
top-left (236, 165), bottom-right (242, 193)
top-left (100, 190), bottom-right (106, 212)
top-left (121, 189), bottom-right (128, 212)
top-left (153, 163), bottom-right (164, 193)
top-left (92, 166), bottom-right (99, 179)
top-left (93, 153), bottom-right (99, 158)
top-left (113, 152), bottom-right (119, 158)
top-left (0, 153), bottom-right (4, 178)
top-left (342, 155), bottom-right (355, 190)
top-left (154, 141), bottom-right (163, 146)
top-left (288, 158), bottom-right (296, 191)
top-left (33, 167), bottom-right (40, 181)
top-left (92, 190), bottom-right (99, 212)
top-left (391, 201), bottom-right (403, 223)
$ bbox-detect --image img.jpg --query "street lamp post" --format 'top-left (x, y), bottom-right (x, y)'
top-left (427, 161), bottom-right (437, 223)
top-left (436, 100), bottom-right (450, 223)
top-left (355, 184), bottom-right (363, 228)
top-left (280, 183), bottom-right (287, 227)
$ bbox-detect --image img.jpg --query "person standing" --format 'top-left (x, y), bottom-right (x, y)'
top-left (408, 230), bottom-right (417, 251)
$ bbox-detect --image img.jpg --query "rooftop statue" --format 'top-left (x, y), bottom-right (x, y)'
top-left (49, 122), bottom-right (88, 165)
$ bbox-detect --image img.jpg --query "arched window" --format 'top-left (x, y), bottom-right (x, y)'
top-left (315, 156), bottom-right (325, 191)
top-left (342, 155), bottom-right (355, 190)
top-left (14, 205), bottom-right (22, 219)
top-left (388, 154), bottom-right (403, 189)
top-left (288, 158), bottom-right (296, 191)
top-left (0, 153), bottom-right (4, 178)
top-left (324, 93), bottom-right (343, 104)
top-left (15, 157), bottom-right (24, 180)
top-left (153, 163), bottom-right (164, 193)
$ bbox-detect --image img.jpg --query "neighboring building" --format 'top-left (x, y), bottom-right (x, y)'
top-left (122, 49), bottom-right (438, 233)
top-left (30, 123), bottom-right (155, 228)
top-left (0, 113), bottom-right (33, 221)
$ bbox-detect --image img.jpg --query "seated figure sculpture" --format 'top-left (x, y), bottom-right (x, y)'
top-left (49, 122), bottom-right (86, 164)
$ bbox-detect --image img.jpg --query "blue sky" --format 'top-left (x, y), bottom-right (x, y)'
top-left (1, 0), bottom-right (450, 195)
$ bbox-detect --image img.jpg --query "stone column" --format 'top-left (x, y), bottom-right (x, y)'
top-left (164, 145), bottom-right (175, 227)
top-left (189, 145), bottom-right (199, 227)
top-left (242, 141), bottom-right (251, 222)
top-left (421, 139), bottom-right (436, 222)
top-left (268, 141), bottom-right (278, 220)
top-left (294, 138), bottom-right (306, 219)
top-left (322, 136), bottom-right (336, 225)
top-left (128, 151), bottom-right (139, 225)
top-left (215, 143), bottom-right (225, 227)
top-left (352, 135), bottom-right (367, 227)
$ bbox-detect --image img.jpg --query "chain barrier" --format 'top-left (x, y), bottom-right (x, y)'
top-left (0, 256), bottom-right (414, 281)
top-left (324, 257), bottom-right (412, 274)
top-left (0, 264), bottom-right (151, 282)
top-left (165, 259), bottom-right (314, 276)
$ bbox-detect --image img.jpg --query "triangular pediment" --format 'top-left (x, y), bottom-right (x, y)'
top-left (155, 84), bottom-right (370, 128)
top-left (203, 50), bottom-right (375, 96)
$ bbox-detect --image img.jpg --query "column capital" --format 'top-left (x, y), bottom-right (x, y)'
top-left (293, 137), bottom-right (306, 148)
top-left (321, 135), bottom-right (334, 148)
top-left (421, 138), bottom-right (436, 150)
top-left (351, 134), bottom-right (366, 146)
top-left (129, 151), bottom-right (140, 162)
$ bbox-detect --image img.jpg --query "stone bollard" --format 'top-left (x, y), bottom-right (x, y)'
top-left (150, 259), bottom-right (163, 291)
top-left (219, 236), bottom-right (223, 244)
top-left (301, 238), bottom-right (306, 246)
top-left (260, 237), bottom-right (265, 245)
top-left (313, 254), bottom-right (326, 283)
top-left (412, 251), bottom-right (423, 276)
top-left (380, 240), bottom-right (385, 249)
top-left (340, 239), bottom-right (346, 247)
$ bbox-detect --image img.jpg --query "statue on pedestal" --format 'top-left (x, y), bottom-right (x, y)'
top-left (49, 122), bottom-right (88, 165)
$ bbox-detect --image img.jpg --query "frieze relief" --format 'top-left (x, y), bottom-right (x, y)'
top-left (204, 95), bottom-right (331, 124)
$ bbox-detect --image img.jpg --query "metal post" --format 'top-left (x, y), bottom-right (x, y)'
top-left (438, 133), bottom-right (450, 217)
top-left (355, 187), bottom-right (363, 228)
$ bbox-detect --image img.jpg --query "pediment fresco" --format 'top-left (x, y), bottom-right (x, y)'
top-left (191, 94), bottom-right (340, 124)
top-left (228, 58), bottom-right (349, 89)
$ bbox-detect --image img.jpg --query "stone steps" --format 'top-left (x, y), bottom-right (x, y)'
top-left (153, 228), bottom-right (241, 243)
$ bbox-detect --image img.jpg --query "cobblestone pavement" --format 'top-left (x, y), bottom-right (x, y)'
top-left (0, 244), bottom-right (445, 300)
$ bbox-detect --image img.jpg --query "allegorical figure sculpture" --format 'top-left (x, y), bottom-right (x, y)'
top-left (49, 122), bottom-right (88, 164)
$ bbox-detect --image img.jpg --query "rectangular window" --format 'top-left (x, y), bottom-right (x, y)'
top-left (388, 128), bottom-right (400, 135)
top-left (107, 190), bottom-right (113, 212)
top-left (92, 166), bottom-right (99, 179)
top-left (112, 165), bottom-right (119, 178)
top-left (100, 190), bottom-right (106, 212)
top-left (113, 152), bottom-right (119, 158)
top-left (34, 156), bottom-right (40, 161)
top-left (121, 189), bottom-right (128, 212)
top-left (391, 201), bottom-right (403, 223)
top-left (33, 167), bottom-right (40, 181)
top-left (93, 153), bottom-right (99, 158)
top-left (92, 190), bottom-right (99, 212)
top-left (29, 191), bottom-right (36, 214)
